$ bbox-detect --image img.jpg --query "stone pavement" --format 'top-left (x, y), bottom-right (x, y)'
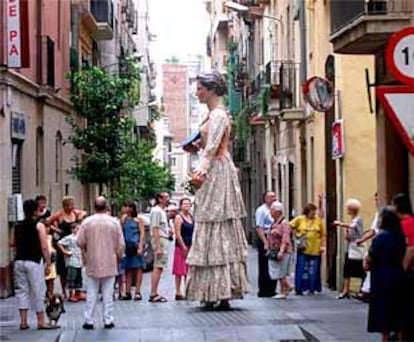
top-left (0, 247), bottom-right (380, 342)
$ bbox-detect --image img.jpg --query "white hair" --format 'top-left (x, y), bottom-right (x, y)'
top-left (271, 201), bottom-right (284, 212)
top-left (346, 198), bottom-right (362, 210)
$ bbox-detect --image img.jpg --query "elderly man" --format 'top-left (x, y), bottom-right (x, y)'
top-left (77, 196), bottom-right (124, 330)
top-left (256, 191), bottom-right (277, 297)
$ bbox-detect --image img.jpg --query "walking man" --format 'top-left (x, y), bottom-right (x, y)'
top-left (256, 191), bottom-right (277, 297)
top-left (76, 196), bottom-right (124, 329)
top-left (149, 192), bottom-right (171, 302)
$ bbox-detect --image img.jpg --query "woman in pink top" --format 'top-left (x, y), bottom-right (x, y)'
top-left (267, 201), bottom-right (292, 299)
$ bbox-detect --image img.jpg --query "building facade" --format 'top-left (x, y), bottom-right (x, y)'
top-left (0, 0), bottom-right (146, 297)
top-left (329, 0), bottom-right (414, 205)
top-left (206, 0), bottom-right (379, 289)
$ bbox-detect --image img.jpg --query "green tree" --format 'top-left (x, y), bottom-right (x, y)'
top-left (67, 59), bottom-right (174, 205)
top-left (114, 139), bottom-right (175, 206)
top-left (67, 65), bottom-right (135, 193)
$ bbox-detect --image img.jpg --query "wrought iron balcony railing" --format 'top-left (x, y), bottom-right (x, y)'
top-left (330, 0), bottom-right (413, 34)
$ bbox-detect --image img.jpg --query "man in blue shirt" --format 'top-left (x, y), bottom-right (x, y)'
top-left (256, 191), bottom-right (277, 297)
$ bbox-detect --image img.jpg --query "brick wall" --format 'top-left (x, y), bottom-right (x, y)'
top-left (162, 64), bottom-right (189, 143)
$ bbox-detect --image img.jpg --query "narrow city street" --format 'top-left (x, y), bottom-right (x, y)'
top-left (0, 247), bottom-right (377, 342)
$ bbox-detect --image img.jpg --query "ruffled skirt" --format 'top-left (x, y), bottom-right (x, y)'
top-left (185, 218), bottom-right (249, 302)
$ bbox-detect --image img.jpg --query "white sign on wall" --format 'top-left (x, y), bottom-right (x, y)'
top-left (7, 0), bottom-right (22, 68)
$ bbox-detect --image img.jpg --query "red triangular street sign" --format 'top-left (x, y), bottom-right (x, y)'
top-left (376, 86), bottom-right (414, 156)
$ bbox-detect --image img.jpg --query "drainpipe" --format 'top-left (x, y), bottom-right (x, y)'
top-left (37, 0), bottom-right (43, 84)
top-left (299, 0), bottom-right (308, 209)
top-left (299, 0), bottom-right (307, 84)
top-left (265, 121), bottom-right (272, 191)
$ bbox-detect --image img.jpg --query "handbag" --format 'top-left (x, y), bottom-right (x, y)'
top-left (295, 235), bottom-right (307, 252)
top-left (125, 243), bottom-right (138, 258)
top-left (348, 242), bottom-right (366, 260)
top-left (267, 248), bottom-right (280, 260)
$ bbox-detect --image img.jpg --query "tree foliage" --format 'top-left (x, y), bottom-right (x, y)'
top-left (67, 59), bottom-right (174, 204)
top-left (114, 139), bottom-right (175, 206)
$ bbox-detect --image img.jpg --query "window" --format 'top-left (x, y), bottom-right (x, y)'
top-left (170, 157), bottom-right (176, 167)
top-left (36, 127), bottom-right (44, 186)
top-left (92, 39), bottom-right (98, 66)
top-left (55, 131), bottom-right (63, 183)
top-left (12, 143), bottom-right (22, 194)
top-left (47, 37), bottom-right (55, 87)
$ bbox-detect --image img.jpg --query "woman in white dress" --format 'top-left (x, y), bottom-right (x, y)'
top-left (184, 71), bottom-right (248, 310)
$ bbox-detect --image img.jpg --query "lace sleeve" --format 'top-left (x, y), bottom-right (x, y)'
top-left (196, 108), bottom-right (228, 174)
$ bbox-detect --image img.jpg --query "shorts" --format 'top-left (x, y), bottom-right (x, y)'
top-left (67, 266), bottom-right (82, 290)
top-left (152, 237), bottom-right (169, 269)
top-left (268, 253), bottom-right (292, 280)
top-left (14, 260), bottom-right (45, 311)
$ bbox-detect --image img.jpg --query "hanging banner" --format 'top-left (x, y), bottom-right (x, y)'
top-left (7, 0), bottom-right (29, 68)
top-left (332, 119), bottom-right (345, 159)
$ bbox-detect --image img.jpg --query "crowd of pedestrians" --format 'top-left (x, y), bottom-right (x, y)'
top-left (254, 190), bottom-right (414, 341)
top-left (9, 70), bottom-right (414, 341)
top-left (10, 174), bottom-right (414, 340)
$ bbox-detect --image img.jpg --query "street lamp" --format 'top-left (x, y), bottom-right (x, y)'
top-left (224, 1), bottom-right (283, 32)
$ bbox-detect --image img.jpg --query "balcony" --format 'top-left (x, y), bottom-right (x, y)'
top-left (212, 13), bottom-right (231, 37)
top-left (330, 0), bottom-right (414, 54)
top-left (265, 61), bottom-right (304, 121)
top-left (90, 0), bottom-right (114, 40)
top-left (77, 0), bottom-right (98, 34)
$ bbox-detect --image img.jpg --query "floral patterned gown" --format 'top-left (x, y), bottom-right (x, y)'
top-left (186, 106), bottom-right (249, 302)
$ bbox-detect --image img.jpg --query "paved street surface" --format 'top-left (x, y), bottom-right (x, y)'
top-left (0, 247), bottom-right (379, 342)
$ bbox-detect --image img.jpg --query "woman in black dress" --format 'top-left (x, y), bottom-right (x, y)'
top-left (366, 207), bottom-right (407, 341)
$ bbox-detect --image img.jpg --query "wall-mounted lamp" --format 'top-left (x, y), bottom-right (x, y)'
top-left (225, 1), bottom-right (283, 32)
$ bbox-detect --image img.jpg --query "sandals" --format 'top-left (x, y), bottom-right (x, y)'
top-left (134, 293), bottom-right (142, 301)
top-left (20, 325), bottom-right (29, 330)
top-left (175, 294), bottom-right (185, 301)
top-left (148, 294), bottom-right (168, 303)
top-left (38, 324), bottom-right (60, 330)
top-left (336, 292), bottom-right (350, 300)
top-left (121, 293), bottom-right (132, 300)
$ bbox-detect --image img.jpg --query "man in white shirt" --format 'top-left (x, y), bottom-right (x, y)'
top-left (76, 197), bottom-right (124, 330)
top-left (149, 192), bottom-right (171, 302)
top-left (256, 191), bottom-right (277, 297)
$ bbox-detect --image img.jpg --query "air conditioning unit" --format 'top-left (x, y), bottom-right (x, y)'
top-left (8, 193), bottom-right (23, 222)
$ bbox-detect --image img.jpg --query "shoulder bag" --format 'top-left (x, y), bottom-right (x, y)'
top-left (348, 242), bottom-right (366, 260)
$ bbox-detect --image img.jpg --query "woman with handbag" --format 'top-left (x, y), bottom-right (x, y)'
top-left (120, 200), bottom-right (146, 301)
top-left (333, 198), bottom-right (366, 299)
top-left (290, 202), bottom-right (326, 295)
top-left (267, 201), bottom-right (292, 299)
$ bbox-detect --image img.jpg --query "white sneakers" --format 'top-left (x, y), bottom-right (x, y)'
top-left (273, 293), bottom-right (287, 299)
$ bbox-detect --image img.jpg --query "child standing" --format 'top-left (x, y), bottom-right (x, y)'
top-left (58, 223), bottom-right (86, 302)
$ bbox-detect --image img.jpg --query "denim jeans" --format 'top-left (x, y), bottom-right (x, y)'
top-left (295, 252), bottom-right (321, 294)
